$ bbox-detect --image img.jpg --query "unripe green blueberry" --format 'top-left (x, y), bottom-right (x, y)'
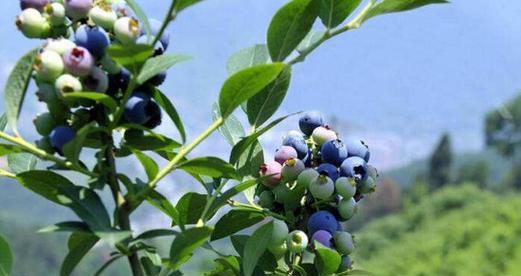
top-left (44, 2), bottom-right (66, 26)
top-left (333, 231), bottom-right (355, 255)
top-left (338, 197), bottom-right (358, 220)
top-left (35, 136), bottom-right (55, 154)
top-left (100, 55), bottom-right (122, 74)
top-left (335, 177), bottom-right (356, 198)
top-left (311, 126), bottom-right (337, 146)
top-left (34, 50), bottom-right (64, 82)
top-left (270, 219), bottom-right (289, 247)
top-left (89, 5), bottom-right (117, 30)
top-left (114, 17), bottom-right (140, 44)
top-left (267, 241), bottom-right (287, 259)
top-left (55, 74), bottom-right (82, 94)
top-left (308, 175), bottom-right (334, 200)
top-left (33, 113), bottom-right (56, 136)
top-left (16, 8), bottom-right (50, 38)
top-left (358, 176), bottom-right (376, 194)
top-left (44, 38), bottom-right (76, 55)
top-left (272, 183), bottom-right (290, 204)
top-left (70, 108), bottom-right (91, 129)
top-left (287, 230), bottom-right (308, 253)
top-left (297, 168), bottom-right (319, 188)
top-left (36, 83), bottom-right (69, 121)
top-left (281, 158), bottom-right (305, 182)
top-left (367, 164), bottom-right (378, 179)
top-left (258, 190), bottom-right (274, 209)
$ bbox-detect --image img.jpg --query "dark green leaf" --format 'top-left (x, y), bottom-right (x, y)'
top-left (62, 92), bottom-right (118, 111)
top-left (0, 145), bottom-right (22, 156)
top-left (219, 63), bottom-right (286, 119)
top-left (58, 186), bottom-right (112, 231)
top-left (38, 221), bottom-right (90, 233)
top-left (319, 0), bottom-right (362, 28)
top-left (236, 140), bottom-right (264, 179)
top-left (94, 255), bottom-right (124, 276)
top-left (94, 230), bottom-right (132, 245)
top-left (146, 191), bottom-right (181, 226)
top-left (62, 122), bottom-right (96, 166)
top-left (267, 0), bottom-right (320, 61)
top-left (0, 235), bottom-right (12, 276)
top-left (177, 157), bottom-right (238, 179)
top-left (16, 170), bottom-right (74, 204)
top-left (314, 242), bottom-right (341, 275)
top-left (363, 0), bottom-right (449, 22)
top-left (7, 152), bottom-right (36, 173)
top-left (106, 44), bottom-right (153, 72)
top-left (137, 54), bottom-right (191, 84)
top-left (211, 209), bottom-right (266, 241)
top-left (123, 127), bottom-right (181, 152)
top-left (227, 44), bottom-right (270, 75)
top-left (242, 221), bottom-right (273, 276)
top-left (135, 229), bottom-right (178, 241)
top-left (132, 150), bottom-right (159, 181)
top-left (5, 48), bottom-right (37, 134)
top-left (207, 256), bottom-right (240, 276)
top-left (169, 227), bottom-right (213, 270)
top-left (141, 255), bottom-right (162, 276)
top-left (174, 0), bottom-right (205, 12)
top-left (246, 67), bottom-right (292, 128)
top-left (212, 103), bottom-right (245, 146)
top-left (151, 89), bottom-right (186, 143)
top-left (60, 232), bottom-right (99, 276)
top-left (175, 192), bottom-right (207, 226)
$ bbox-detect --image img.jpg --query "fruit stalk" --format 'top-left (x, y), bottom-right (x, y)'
top-left (152, 0), bottom-right (177, 48)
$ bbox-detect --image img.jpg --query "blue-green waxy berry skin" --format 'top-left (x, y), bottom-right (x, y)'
top-left (339, 157), bottom-right (368, 182)
top-left (358, 177), bottom-right (376, 194)
top-left (345, 139), bottom-right (370, 162)
top-left (49, 126), bottom-right (75, 154)
top-left (321, 139), bottom-right (348, 166)
top-left (267, 241), bottom-right (287, 259)
top-left (338, 197), bottom-right (358, 220)
top-left (36, 136), bottom-right (55, 154)
top-left (317, 163), bottom-right (339, 182)
top-left (311, 230), bottom-right (333, 248)
top-left (309, 175), bottom-right (334, 200)
top-left (274, 145), bottom-right (298, 165)
top-left (34, 113), bottom-right (56, 136)
top-left (335, 177), bottom-right (357, 198)
top-left (281, 158), bottom-right (305, 182)
top-left (287, 230), bottom-right (308, 253)
top-left (333, 231), bottom-right (355, 255)
top-left (307, 211), bottom-right (338, 235)
top-left (64, 0), bottom-right (93, 20)
top-left (339, 255), bottom-right (353, 272)
top-left (270, 219), bottom-right (289, 247)
top-left (299, 111), bottom-right (324, 136)
top-left (283, 135), bottom-right (308, 159)
top-left (147, 18), bottom-right (170, 50)
top-left (297, 168), bottom-right (319, 188)
top-left (75, 25), bottom-right (110, 58)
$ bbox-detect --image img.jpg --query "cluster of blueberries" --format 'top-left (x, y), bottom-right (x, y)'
top-left (16, 0), bottom-right (170, 154)
top-left (257, 111), bottom-right (378, 271)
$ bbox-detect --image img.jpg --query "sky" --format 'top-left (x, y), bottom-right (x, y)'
top-left (1, 0), bottom-right (520, 174)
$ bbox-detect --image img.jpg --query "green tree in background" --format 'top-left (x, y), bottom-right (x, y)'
top-left (455, 160), bottom-right (489, 188)
top-left (428, 133), bottom-right (453, 189)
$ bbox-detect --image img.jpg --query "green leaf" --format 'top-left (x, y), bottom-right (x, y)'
top-left (62, 122), bottom-right (96, 166)
top-left (211, 178), bottom-right (263, 212)
top-left (134, 229), bottom-right (178, 241)
top-left (177, 157), bottom-right (238, 179)
top-left (211, 209), bottom-right (266, 241)
top-left (58, 186), bottom-right (112, 231)
top-left (175, 192), bottom-right (207, 226)
top-left (227, 44), bottom-right (270, 75)
top-left (0, 145), bottom-right (22, 156)
top-left (0, 114), bottom-right (7, 131)
top-left (5, 48), bottom-right (37, 135)
top-left (236, 140), bottom-right (264, 179)
top-left (7, 152), bottom-right (36, 174)
top-left (94, 255), bottom-right (124, 276)
top-left (146, 191), bottom-right (181, 226)
top-left (125, 0), bottom-right (152, 39)
top-left (38, 221), bottom-right (90, 233)
top-left (94, 230), bottom-right (132, 246)
top-left (106, 44), bottom-right (153, 72)
top-left (60, 232), bottom-right (99, 276)
top-left (206, 256), bottom-right (240, 276)
top-left (137, 54), bottom-right (191, 84)
top-left (230, 113), bottom-right (297, 164)
top-left (212, 103), bottom-right (245, 146)
top-left (0, 235), bottom-right (12, 276)
top-left (151, 89), bottom-right (186, 143)
top-left (62, 92), bottom-right (118, 111)
top-left (123, 127), bottom-right (181, 151)
top-left (246, 67), bottom-right (292, 128)
top-left (174, 0), bottom-right (205, 12)
top-left (314, 242), bottom-right (341, 275)
top-left (267, 0), bottom-right (320, 61)
top-left (16, 170), bottom-right (74, 204)
top-left (363, 0), bottom-right (449, 22)
top-left (219, 63), bottom-right (286, 119)
top-left (297, 31), bottom-right (326, 52)
top-left (242, 221), bottom-right (273, 276)
top-left (168, 227), bottom-right (213, 270)
top-left (319, 0), bottom-right (362, 28)
top-left (132, 150), bottom-right (159, 181)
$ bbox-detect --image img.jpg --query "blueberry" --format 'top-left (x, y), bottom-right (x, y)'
top-left (20, 0), bottom-right (49, 11)
top-left (287, 230), bottom-right (308, 253)
top-left (124, 92), bottom-right (152, 124)
top-left (299, 111), bottom-right (324, 136)
top-left (312, 126), bottom-right (337, 146)
top-left (272, 183), bottom-right (290, 203)
top-left (33, 113), bottom-right (56, 136)
top-left (338, 197), bottom-right (358, 220)
top-left (107, 68), bottom-right (131, 95)
top-left (270, 219), bottom-right (289, 247)
top-left (259, 161), bottom-right (282, 187)
top-left (44, 3), bottom-right (66, 26)
top-left (75, 25), bottom-right (110, 58)
top-left (64, 0), bottom-right (93, 20)
top-left (35, 137), bottom-right (55, 154)
top-left (281, 158), bottom-right (305, 182)
top-left (258, 190), bottom-right (274, 209)
top-left (274, 145), bottom-right (298, 165)
top-left (148, 71), bottom-right (167, 86)
top-left (333, 231), bottom-right (355, 255)
top-left (267, 241), bottom-right (287, 259)
top-left (101, 54), bottom-right (122, 74)
top-left (34, 50), bottom-right (64, 82)
top-left (307, 211), bottom-right (338, 235)
top-left (321, 139), bottom-right (348, 166)
top-left (338, 255), bottom-right (353, 272)
top-left (339, 157), bottom-right (368, 182)
top-left (308, 174), bottom-right (334, 200)
top-left (84, 67), bottom-right (109, 93)
top-left (316, 163), bottom-right (339, 182)
top-left (49, 126), bottom-right (75, 154)
top-left (345, 139), bottom-right (370, 162)
top-left (367, 164), bottom-right (378, 179)
top-left (55, 74), bottom-right (82, 94)
top-left (89, 6), bottom-right (117, 30)
top-left (297, 168), bottom-right (319, 188)
top-left (143, 100), bottom-right (162, 129)
top-left (137, 35), bottom-right (165, 56)
top-left (311, 230), bottom-right (333, 248)
top-left (282, 135), bottom-right (308, 159)
top-left (63, 47), bottom-right (94, 77)
top-left (16, 8), bottom-right (50, 38)
top-left (148, 18), bottom-right (170, 50)
top-left (358, 177), bottom-right (376, 194)
top-left (335, 177), bottom-right (357, 198)
top-left (114, 17), bottom-right (140, 44)
top-left (44, 38), bottom-right (76, 55)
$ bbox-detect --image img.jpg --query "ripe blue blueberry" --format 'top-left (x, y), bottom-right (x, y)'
top-left (148, 18), bottom-right (170, 50)
top-left (282, 134), bottom-right (308, 159)
top-left (321, 139), bottom-right (348, 166)
top-left (107, 68), bottom-right (131, 95)
top-left (75, 25), bottom-right (110, 58)
top-left (137, 35), bottom-right (165, 56)
top-left (64, 0), bottom-right (93, 20)
top-left (338, 197), bottom-right (358, 220)
top-left (299, 111), bottom-right (324, 136)
top-left (84, 67), bottom-right (109, 93)
top-left (287, 230), bottom-right (308, 253)
top-left (307, 210), bottom-right (338, 235)
top-left (63, 47), bottom-right (94, 77)
top-left (114, 17), bottom-right (141, 44)
top-left (308, 174), bottom-right (334, 200)
top-left (20, 0), bottom-right (49, 11)
top-left (274, 145), bottom-right (298, 165)
top-left (316, 163), bottom-right (339, 182)
top-left (124, 92), bottom-right (152, 124)
top-left (333, 231), bottom-right (355, 255)
top-left (345, 139), bottom-right (370, 162)
top-left (281, 158), bottom-right (305, 182)
top-left (339, 255), bottom-right (353, 272)
top-left (335, 177), bottom-right (357, 198)
top-left (339, 157), bottom-right (368, 182)
top-left (149, 71), bottom-right (167, 86)
top-left (49, 126), bottom-right (75, 154)
top-left (312, 126), bottom-right (337, 146)
top-left (311, 230), bottom-right (333, 248)
top-left (259, 161), bottom-right (282, 187)
top-left (143, 100), bottom-right (162, 129)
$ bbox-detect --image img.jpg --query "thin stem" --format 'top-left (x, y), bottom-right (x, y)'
top-left (0, 169), bottom-right (15, 179)
top-left (110, 78), bottom-right (137, 129)
top-left (200, 179), bottom-right (228, 223)
top-left (227, 200), bottom-right (288, 221)
top-left (152, 1), bottom-right (177, 47)
top-left (0, 131), bottom-right (95, 177)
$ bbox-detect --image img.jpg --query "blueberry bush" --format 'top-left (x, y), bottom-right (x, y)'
top-left (1, 0), bottom-right (446, 275)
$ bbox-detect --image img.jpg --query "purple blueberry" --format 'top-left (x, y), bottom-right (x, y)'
top-left (74, 25), bottom-right (110, 58)
top-left (64, 0), bottom-right (93, 20)
top-left (321, 139), bottom-right (348, 166)
top-left (20, 0), bottom-right (49, 11)
top-left (307, 211), bottom-right (338, 235)
top-left (282, 135), bottom-right (308, 159)
top-left (339, 157), bottom-right (368, 182)
top-left (49, 126), bottom-right (75, 154)
top-left (124, 92), bottom-right (152, 124)
top-left (346, 139), bottom-right (370, 162)
top-left (316, 163), bottom-right (339, 182)
top-left (63, 47), bottom-right (94, 77)
top-left (299, 111), bottom-right (324, 136)
top-left (311, 230), bottom-right (333, 248)
top-left (274, 145), bottom-right (298, 165)
top-left (259, 161), bottom-right (282, 187)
